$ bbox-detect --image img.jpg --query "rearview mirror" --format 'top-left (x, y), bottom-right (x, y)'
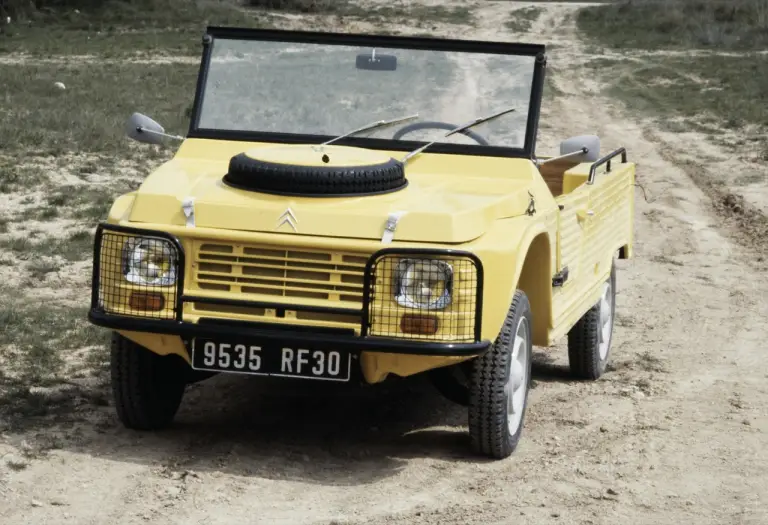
top-left (560, 135), bottom-right (601, 162)
top-left (125, 112), bottom-right (167, 145)
top-left (356, 49), bottom-right (397, 71)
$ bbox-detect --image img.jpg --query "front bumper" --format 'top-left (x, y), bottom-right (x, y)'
top-left (88, 310), bottom-right (491, 356)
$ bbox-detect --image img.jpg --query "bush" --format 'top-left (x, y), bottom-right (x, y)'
top-left (3, 0), bottom-right (340, 19)
top-left (578, 0), bottom-right (768, 50)
top-left (247, 0), bottom-right (335, 11)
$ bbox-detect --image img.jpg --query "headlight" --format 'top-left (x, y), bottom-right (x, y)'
top-left (122, 237), bottom-right (177, 286)
top-left (394, 258), bottom-right (453, 309)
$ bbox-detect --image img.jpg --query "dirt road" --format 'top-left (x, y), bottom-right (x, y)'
top-left (2, 2), bottom-right (767, 524)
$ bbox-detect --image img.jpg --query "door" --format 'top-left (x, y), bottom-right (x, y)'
top-left (551, 187), bottom-right (591, 325)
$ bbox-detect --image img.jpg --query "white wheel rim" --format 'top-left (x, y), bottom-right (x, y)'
top-left (598, 280), bottom-right (613, 360)
top-left (505, 317), bottom-right (529, 435)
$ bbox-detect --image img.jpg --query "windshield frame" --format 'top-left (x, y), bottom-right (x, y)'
top-left (187, 27), bottom-right (547, 159)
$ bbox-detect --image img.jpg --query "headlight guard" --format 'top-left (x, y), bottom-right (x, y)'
top-left (91, 224), bottom-right (185, 321)
top-left (363, 249), bottom-right (483, 343)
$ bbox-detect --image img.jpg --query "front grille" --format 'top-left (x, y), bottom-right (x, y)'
top-left (192, 242), bottom-right (368, 307)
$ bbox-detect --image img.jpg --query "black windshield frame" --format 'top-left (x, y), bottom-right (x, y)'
top-left (187, 27), bottom-right (547, 159)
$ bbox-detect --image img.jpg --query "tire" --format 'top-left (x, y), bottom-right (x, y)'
top-left (110, 332), bottom-right (187, 430)
top-left (567, 261), bottom-right (616, 380)
top-left (224, 152), bottom-right (407, 197)
top-left (468, 290), bottom-right (533, 459)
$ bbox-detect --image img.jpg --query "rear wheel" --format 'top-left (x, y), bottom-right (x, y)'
top-left (110, 332), bottom-right (187, 430)
top-left (468, 290), bottom-right (533, 459)
top-left (567, 262), bottom-right (616, 380)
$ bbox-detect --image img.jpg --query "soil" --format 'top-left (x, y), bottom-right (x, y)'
top-left (1, 2), bottom-right (767, 524)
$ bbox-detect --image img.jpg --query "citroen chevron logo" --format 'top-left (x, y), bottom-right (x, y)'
top-left (276, 207), bottom-right (298, 232)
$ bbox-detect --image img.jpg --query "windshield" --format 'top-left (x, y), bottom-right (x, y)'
top-left (194, 32), bottom-right (542, 153)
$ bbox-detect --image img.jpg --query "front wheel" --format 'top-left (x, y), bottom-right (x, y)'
top-left (110, 332), bottom-right (187, 430)
top-left (468, 290), bottom-right (533, 459)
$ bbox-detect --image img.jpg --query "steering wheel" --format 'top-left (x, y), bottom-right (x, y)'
top-left (392, 120), bottom-right (490, 146)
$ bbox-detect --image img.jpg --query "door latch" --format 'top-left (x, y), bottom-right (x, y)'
top-left (552, 266), bottom-right (569, 287)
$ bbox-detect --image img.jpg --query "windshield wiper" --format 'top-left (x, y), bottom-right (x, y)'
top-left (320, 113), bottom-right (419, 146)
top-left (401, 106), bottom-right (516, 163)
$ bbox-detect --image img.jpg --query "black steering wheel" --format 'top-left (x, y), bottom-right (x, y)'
top-left (392, 120), bottom-right (490, 146)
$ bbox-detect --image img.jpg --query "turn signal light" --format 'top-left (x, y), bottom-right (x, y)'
top-left (129, 292), bottom-right (165, 311)
top-left (400, 314), bottom-right (439, 335)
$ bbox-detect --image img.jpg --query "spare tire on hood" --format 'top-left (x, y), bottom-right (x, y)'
top-left (223, 144), bottom-right (407, 197)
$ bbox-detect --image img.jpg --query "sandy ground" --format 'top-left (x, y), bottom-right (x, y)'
top-left (2, 2), bottom-right (767, 524)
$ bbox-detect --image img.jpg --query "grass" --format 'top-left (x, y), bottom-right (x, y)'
top-left (342, 4), bottom-right (474, 27)
top-left (0, 62), bottom-right (198, 155)
top-left (38, 184), bottom-right (131, 221)
top-left (0, 297), bottom-right (110, 425)
top-left (0, 165), bottom-right (51, 193)
top-left (0, 229), bottom-right (96, 262)
top-left (582, 55), bottom-right (768, 134)
top-left (576, 1), bottom-right (768, 157)
top-left (578, 0), bottom-right (768, 50)
top-left (1, 0), bottom-right (272, 56)
top-left (505, 6), bottom-right (542, 33)
top-left (2, 0), bottom-right (475, 57)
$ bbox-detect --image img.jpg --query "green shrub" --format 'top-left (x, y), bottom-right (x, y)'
top-left (578, 0), bottom-right (768, 50)
top-left (247, 0), bottom-right (335, 12)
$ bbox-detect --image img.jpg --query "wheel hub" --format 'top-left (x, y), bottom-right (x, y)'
top-left (598, 280), bottom-right (613, 360)
top-left (505, 317), bottom-right (529, 435)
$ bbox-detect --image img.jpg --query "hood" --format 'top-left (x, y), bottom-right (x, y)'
top-left (127, 140), bottom-right (540, 244)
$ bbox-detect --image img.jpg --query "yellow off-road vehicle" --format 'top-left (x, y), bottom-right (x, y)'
top-left (88, 27), bottom-right (635, 459)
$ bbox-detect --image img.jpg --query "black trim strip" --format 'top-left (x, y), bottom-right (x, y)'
top-left (91, 223), bottom-right (187, 322)
top-left (525, 52), bottom-right (547, 160)
top-left (588, 148), bottom-right (628, 185)
top-left (88, 310), bottom-right (491, 357)
top-left (184, 295), bottom-right (363, 317)
top-left (196, 318), bottom-right (356, 336)
top-left (205, 26), bottom-right (546, 55)
top-left (186, 27), bottom-right (547, 159)
top-left (188, 33), bottom-right (214, 135)
top-left (361, 248), bottom-right (484, 342)
top-left (188, 129), bottom-right (531, 159)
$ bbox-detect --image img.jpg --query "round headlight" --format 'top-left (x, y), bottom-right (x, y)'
top-left (395, 259), bottom-right (453, 309)
top-left (122, 237), bottom-right (177, 286)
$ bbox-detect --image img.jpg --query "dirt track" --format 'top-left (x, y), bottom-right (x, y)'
top-left (2, 2), bottom-right (767, 524)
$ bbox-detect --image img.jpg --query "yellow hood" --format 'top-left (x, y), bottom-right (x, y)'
top-left (127, 139), bottom-right (540, 244)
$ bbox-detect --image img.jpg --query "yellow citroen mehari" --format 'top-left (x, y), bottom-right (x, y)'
top-left (88, 27), bottom-right (635, 459)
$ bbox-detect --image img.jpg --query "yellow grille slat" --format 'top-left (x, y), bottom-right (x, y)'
top-left (197, 251), bottom-right (366, 268)
top-left (192, 241), bottom-right (369, 328)
top-left (196, 256), bottom-right (366, 278)
top-left (195, 270), bottom-right (363, 290)
top-left (196, 277), bottom-right (364, 298)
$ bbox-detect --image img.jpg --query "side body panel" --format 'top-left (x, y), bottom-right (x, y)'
top-left (549, 161), bottom-right (635, 342)
top-left (551, 189), bottom-right (590, 328)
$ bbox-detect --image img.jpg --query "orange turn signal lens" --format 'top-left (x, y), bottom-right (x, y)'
top-left (129, 292), bottom-right (165, 311)
top-left (400, 314), bottom-right (439, 335)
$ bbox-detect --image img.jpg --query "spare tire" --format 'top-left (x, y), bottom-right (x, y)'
top-left (223, 145), bottom-right (408, 197)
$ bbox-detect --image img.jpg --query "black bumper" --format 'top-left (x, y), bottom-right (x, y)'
top-left (88, 310), bottom-right (492, 357)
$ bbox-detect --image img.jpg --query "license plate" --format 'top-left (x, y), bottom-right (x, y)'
top-left (190, 338), bottom-right (352, 382)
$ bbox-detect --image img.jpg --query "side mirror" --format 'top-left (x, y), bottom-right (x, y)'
top-left (356, 49), bottom-right (397, 71)
top-left (125, 112), bottom-right (170, 145)
top-left (559, 135), bottom-right (601, 162)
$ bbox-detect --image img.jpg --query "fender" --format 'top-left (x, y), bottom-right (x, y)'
top-left (473, 215), bottom-right (555, 346)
